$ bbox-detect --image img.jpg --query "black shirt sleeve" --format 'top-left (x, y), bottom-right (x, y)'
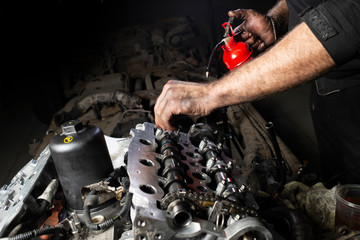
top-left (301, 0), bottom-right (360, 66)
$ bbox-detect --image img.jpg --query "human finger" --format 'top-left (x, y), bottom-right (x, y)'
top-left (239, 31), bottom-right (251, 40)
top-left (234, 25), bottom-right (245, 35)
top-left (159, 107), bottom-right (176, 132)
top-left (155, 96), bottom-right (176, 131)
top-left (155, 80), bottom-right (186, 131)
top-left (154, 93), bottom-right (167, 128)
top-left (243, 35), bottom-right (257, 46)
top-left (228, 9), bottom-right (247, 20)
top-left (250, 40), bottom-right (260, 51)
top-left (256, 42), bottom-right (266, 53)
top-left (154, 82), bottom-right (173, 129)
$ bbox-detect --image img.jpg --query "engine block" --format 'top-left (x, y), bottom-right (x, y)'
top-left (122, 122), bottom-right (273, 240)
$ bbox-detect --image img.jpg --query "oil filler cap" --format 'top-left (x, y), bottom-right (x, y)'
top-left (61, 120), bottom-right (85, 135)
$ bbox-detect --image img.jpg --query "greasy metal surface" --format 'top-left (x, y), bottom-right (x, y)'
top-left (127, 122), bottom-right (174, 238)
top-left (127, 122), bottom-right (272, 239)
top-left (224, 217), bottom-right (272, 240)
top-left (104, 135), bottom-right (132, 169)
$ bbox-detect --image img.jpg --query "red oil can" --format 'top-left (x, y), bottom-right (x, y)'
top-left (221, 23), bottom-right (252, 71)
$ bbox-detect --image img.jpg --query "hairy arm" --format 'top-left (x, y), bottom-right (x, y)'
top-left (207, 22), bottom-right (335, 108)
top-left (154, 22), bottom-right (336, 131)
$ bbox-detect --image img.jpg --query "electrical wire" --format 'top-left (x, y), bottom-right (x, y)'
top-left (82, 174), bottom-right (132, 231)
top-left (5, 227), bottom-right (65, 240)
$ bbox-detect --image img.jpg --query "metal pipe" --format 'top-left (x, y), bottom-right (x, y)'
top-left (167, 201), bottom-right (193, 228)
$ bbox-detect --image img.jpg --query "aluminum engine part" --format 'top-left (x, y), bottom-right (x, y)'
top-left (123, 122), bottom-right (272, 240)
top-left (0, 147), bottom-right (51, 236)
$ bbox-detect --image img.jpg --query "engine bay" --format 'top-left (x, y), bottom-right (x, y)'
top-left (0, 13), bottom-right (348, 240)
top-left (0, 119), bottom-right (293, 240)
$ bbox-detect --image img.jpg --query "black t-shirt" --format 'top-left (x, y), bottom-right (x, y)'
top-left (286, 0), bottom-right (360, 94)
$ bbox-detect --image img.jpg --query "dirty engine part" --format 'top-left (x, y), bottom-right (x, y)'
top-left (122, 122), bottom-right (273, 240)
top-left (49, 120), bottom-right (114, 210)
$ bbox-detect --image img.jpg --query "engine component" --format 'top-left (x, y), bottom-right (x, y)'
top-left (0, 147), bottom-right (52, 237)
top-left (49, 120), bottom-right (114, 210)
top-left (55, 90), bottom-right (142, 126)
top-left (123, 122), bottom-right (273, 240)
top-left (265, 122), bottom-right (287, 196)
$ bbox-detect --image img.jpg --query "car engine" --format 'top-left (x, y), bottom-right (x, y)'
top-left (0, 119), bottom-right (288, 240)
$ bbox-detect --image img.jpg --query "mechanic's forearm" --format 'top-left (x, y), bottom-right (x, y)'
top-left (267, 0), bottom-right (289, 37)
top-left (208, 22), bottom-right (335, 108)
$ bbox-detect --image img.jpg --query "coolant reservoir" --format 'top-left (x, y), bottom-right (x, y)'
top-left (49, 120), bottom-right (114, 210)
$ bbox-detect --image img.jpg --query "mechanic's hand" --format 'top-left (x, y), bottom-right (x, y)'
top-left (228, 9), bottom-right (275, 54)
top-left (154, 80), bottom-right (214, 132)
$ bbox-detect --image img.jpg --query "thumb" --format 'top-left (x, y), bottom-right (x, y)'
top-left (228, 9), bottom-right (248, 20)
top-left (233, 22), bottom-right (246, 34)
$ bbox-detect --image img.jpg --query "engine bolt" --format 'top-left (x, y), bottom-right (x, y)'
top-left (137, 219), bottom-right (146, 227)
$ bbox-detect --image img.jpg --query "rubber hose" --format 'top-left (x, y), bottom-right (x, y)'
top-left (6, 200), bottom-right (50, 238)
top-left (261, 207), bottom-right (313, 240)
top-left (97, 191), bottom-right (133, 230)
top-left (206, 40), bottom-right (225, 78)
top-left (83, 186), bottom-right (133, 231)
top-left (121, 177), bottom-right (130, 190)
top-left (8, 227), bottom-right (64, 240)
top-left (97, 219), bottom-right (114, 230)
top-left (117, 192), bottom-right (133, 219)
top-left (83, 189), bottom-right (100, 230)
top-left (7, 224), bottom-right (23, 237)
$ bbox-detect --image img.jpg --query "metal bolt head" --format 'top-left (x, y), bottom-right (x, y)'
top-left (154, 234), bottom-right (163, 239)
top-left (155, 128), bottom-right (163, 140)
top-left (137, 219), bottom-right (146, 227)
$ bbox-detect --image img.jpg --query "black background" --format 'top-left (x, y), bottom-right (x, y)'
top-left (0, 0), bottom-right (275, 107)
